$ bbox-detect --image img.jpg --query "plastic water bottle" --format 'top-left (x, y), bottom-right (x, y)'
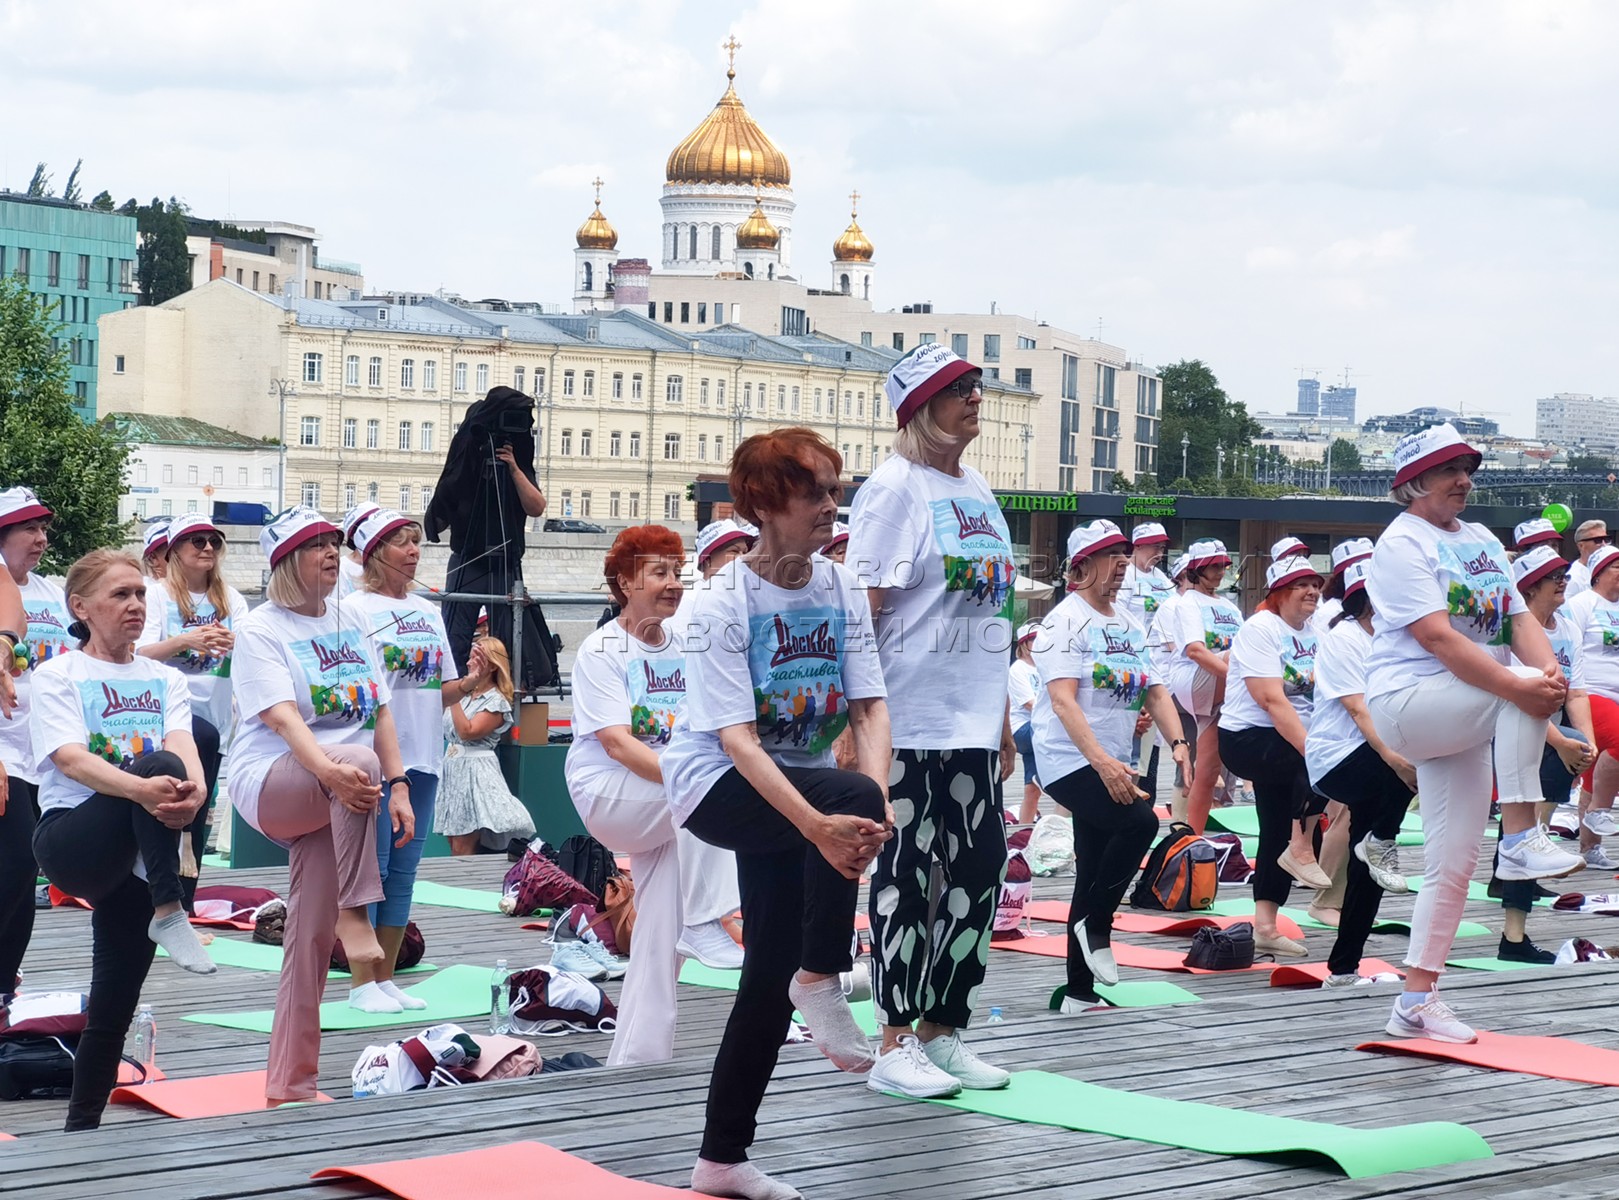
top-left (986, 1006), bottom-right (1005, 1024)
top-left (489, 958), bottom-right (511, 1034)
top-left (133, 1003), bottom-right (157, 1080)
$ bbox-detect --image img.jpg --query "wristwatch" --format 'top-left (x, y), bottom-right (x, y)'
top-left (1170, 738), bottom-right (1190, 748)
top-left (386, 775), bottom-right (412, 792)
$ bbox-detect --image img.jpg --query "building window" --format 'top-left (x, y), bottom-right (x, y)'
top-left (561, 489), bottom-right (572, 515)
top-left (366, 356), bottom-right (381, 387)
top-left (629, 431), bottom-right (642, 457)
top-left (632, 374), bottom-right (643, 400)
top-left (714, 302), bottom-right (724, 324)
top-left (187, 465), bottom-right (199, 485)
top-left (1014, 367), bottom-right (1033, 389)
top-left (664, 493), bottom-right (680, 520)
top-left (777, 386), bottom-right (786, 412)
top-left (610, 491), bottom-right (621, 519)
top-left (563, 370), bottom-right (575, 396)
top-left (983, 334), bottom-right (1001, 361)
top-left (663, 433), bottom-right (681, 459)
top-left (711, 227), bottom-right (721, 259)
top-left (398, 421), bottom-right (413, 451)
top-left (399, 484), bottom-right (412, 511)
top-left (135, 463), bottom-right (148, 483)
top-left (114, 354), bottom-right (125, 374)
top-left (423, 359), bottom-right (437, 390)
top-left (698, 433), bottom-right (708, 461)
top-left (579, 429), bottom-right (593, 457)
top-left (699, 378), bottom-right (710, 407)
top-left (844, 391), bottom-right (853, 417)
top-left (134, 499), bottom-right (147, 519)
top-left (581, 491), bottom-right (593, 518)
top-left (421, 485), bottom-right (433, 510)
top-left (77, 253), bottom-right (90, 290)
top-left (299, 416), bottom-right (321, 446)
top-left (344, 355), bottom-right (359, 387)
top-left (689, 226), bottom-right (698, 259)
top-left (368, 482), bottom-right (379, 501)
top-left (892, 332), bottom-right (904, 352)
top-left (344, 482), bottom-right (357, 509)
top-left (609, 430), bottom-right (622, 457)
top-left (714, 435), bottom-right (724, 461)
top-left (612, 372), bottom-right (623, 399)
top-left (920, 333), bottom-right (935, 346)
top-left (680, 302), bottom-right (690, 324)
top-left (302, 352), bottom-right (323, 384)
top-left (744, 383), bottom-right (753, 410)
top-left (161, 499), bottom-right (173, 516)
top-left (252, 270), bottom-right (260, 291)
top-left (301, 482), bottom-right (320, 507)
top-left (46, 251), bottom-right (60, 287)
top-left (366, 418), bottom-right (380, 449)
top-left (13, 248), bottom-right (28, 281)
top-left (534, 368), bottom-right (546, 395)
top-left (814, 388), bottom-right (823, 415)
top-left (560, 429), bottom-right (573, 456)
top-left (791, 386), bottom-right (800, 414)
top-left (400, 359), bottom-right (415, 389)
top-left (453, 362), bottom-right (467, 392)
top-left (698, 303), bottom-right (708, 324)
top-left (716, 379), bottom-right (726, 406)
top-left (663, 302), bottom-right (673, 323)
top-left (476, 363), bottom-right (490, 391)
top-left (853, 445), bottom-right (862, 470)
top-left (583, 370), bottom-right (595, 398)
top-left (263, 468), bottom-right (274, 487)
top-left (421, 422), bottom-right (435, 452)
top-left (666, 376), bottom-right (684, 405)
top-left (629, 492), bottom-right (640, 519)
top-left (237, 467), bottom-right (248, 486)
top-left (342, 418), bottom-right (357, 449)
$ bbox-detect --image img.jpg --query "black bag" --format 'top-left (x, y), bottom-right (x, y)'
top-left (552, 835), bottom-right (619, 906)
top-left (0, 1034), bottom-right (75, 1100)
top-left (1184, 921), bottom-right (1256, 971)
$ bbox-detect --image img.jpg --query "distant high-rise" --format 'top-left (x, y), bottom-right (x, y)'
top-left (1537, 392), bottom-right (1618, 456)
top-left (1320, 385), bottom-right (1357, 422)
top-left (1296, 378), bottom-right (1320, 416)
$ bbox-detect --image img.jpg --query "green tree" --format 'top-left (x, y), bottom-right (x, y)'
top-left (1155, 360), bottom-right (1262, 488)
top-left (1108, 471), bottom-right (1136, 494)
top-left (1569, 453), bottom-right (1610, 473)
top-left (90, 190), bottom-right (115, 212)
top-left (61, 159), bottom-right (83, 204)
top-left (1328, 438), bottom-right (1361, 474)
top-left (0, 278), bottom-right (129, 567)
top-left (134, 197), bottom-right (192, 306)
top-left (25, 162), bottom-right (50, 197)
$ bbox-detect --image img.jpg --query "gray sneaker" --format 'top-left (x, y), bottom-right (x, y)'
top-left (1354, 834), bottom-right (1409, 893)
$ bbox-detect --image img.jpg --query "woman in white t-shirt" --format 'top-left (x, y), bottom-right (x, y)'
top-left (662, 429), bottom-right (892, 1200)
top-left (140, 519), bottom-right (170, 582)
top-left (226, 507), bottom-right (412, 1105)
top-left (845, 344), bottom-right (1014, 1100)
top-left (336, 501), bottom-right (381, 600)
top-left (30, 549), bottom-right (215, 1130)
top-left (1366, 424), bottom-right (1579, 1044)
top-left (0, 487), bottom-right (67, 1000)
top-left (1217, 558), bottom-right (1323, 957)
top-left (1306, 561), bottom-right (1419, 985)
top-left (1008, 622), bottom-right (1043, 824)
top-left (136, 512), bottom-right (249, 908)
top-left (1031, 522), bottom-right (1189, 1009)
top-left (1156, 539), bottom-right (1242, 831)
top-left (341, 509), bottom-right (482, 1013)
top-left (1553, 543), bottom-right (1619, 865)
top-left (1119, 523), bottom-right (1175, 798)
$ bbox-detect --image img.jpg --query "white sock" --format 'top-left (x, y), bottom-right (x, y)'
top-left (149, 912), bottom-right (216, 975)
top-left (787, 975), bottom-right (875, 1073)
top-left (348, 981), bottom-right (403, 1013)
top-left (690, 1159), bottom-right (803, 1200)
top-left (378, 979), bottom-right (427, 1010)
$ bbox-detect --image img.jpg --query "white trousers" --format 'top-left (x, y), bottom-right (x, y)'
top-left (1370, 665), bottom-right (1546, 973)
top-left (679, 827), bottom-right (741, 927)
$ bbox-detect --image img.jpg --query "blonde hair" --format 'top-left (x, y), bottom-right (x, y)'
top-left (474, 635), bottom-right (515, 705)
top-left (894, 396), bottom-right (965, 464)
top-left (362, 522), bottom-right (422, 592)
top-left (167, 541), bottom-right (230, 625)
top-left (265, 539), bottom-right (338, 610)
top-left (64, 550), bottom-right (143, 646)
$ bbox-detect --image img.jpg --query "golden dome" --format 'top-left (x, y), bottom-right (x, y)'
top-left (833, 192), bottom-right (873, 262)
top-left (575, 178), bottom-right (618, 250)
top-left (735, 200), bottom-right (779, 250)
top-left (665, 43), bottom-right (791, 188)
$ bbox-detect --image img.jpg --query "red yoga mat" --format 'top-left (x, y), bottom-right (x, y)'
top-left (992, 935), bottom-right (1280, 975)
top-left (1357, 1030), bottom-right (1619, 1086)
top-left (1270, 959), bottom-right (1404, 987)
top-left (45, 886), bottom-right (256, 930)
top-left (1022, 900), bottom-right (1303, 940)
top-left (111, 1070), bottom-right (333, 1118)
top-left (312, 1141), bottom-right (688, 1198)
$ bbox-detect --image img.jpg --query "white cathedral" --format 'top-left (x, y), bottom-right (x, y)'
top-left (571, 39), bottom-right (875, 315)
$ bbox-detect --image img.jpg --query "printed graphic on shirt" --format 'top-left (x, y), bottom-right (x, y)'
top-left (1089, 625), bottom-right (1151, 711)
top-left (1280, 631), bottom-right (1318, 701)
top-left (76, 679), bottom-right (166, 768)
top-left (1547, 624), bottom-right (1576, 683)
top-left (166, 600), bottom-right (232, 676)
top-left (1136, 575), bottom-right (1174, 616)
top-left (1588, 605), bottom-right (1619, 651)
top-left (1438, 542), bottom-right (1512, 646)
top-left (375, 610), bottom-right (446, 689)
top-left (14, 597), bottom-right (71, 675)
top-left (290, 633), bottom-right (381, 728)
top-left (629, 655), bottom-right (686, 745)
top-left (930, 498), bottom-right (1017, 616)
top-left (1201, 601), bottom-right (1243, 652)
top-left (749, 607), bottom-right (849, 753)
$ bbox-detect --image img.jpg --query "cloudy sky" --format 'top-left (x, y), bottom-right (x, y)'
top-left (4, 0), bottom-right (1614, 433)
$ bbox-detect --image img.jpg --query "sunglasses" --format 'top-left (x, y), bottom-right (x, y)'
top-left (183, 534), bottom-right (224, 551)
top-left (944, 377), bottom-right (984, 400)
top-left (1579, 534), bottom-right (1612, 544)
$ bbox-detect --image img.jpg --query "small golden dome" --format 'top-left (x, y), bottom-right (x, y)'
top-left (833, 189), bottom-right (873, 262)
top-left (735, 200), bottom-right (779, 250)
top-left (575, 178), bottom-right (618, 250)
top-left (666, 42), bottom-right (791, 188)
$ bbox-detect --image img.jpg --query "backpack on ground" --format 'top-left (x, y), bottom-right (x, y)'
top-left (501, 846), bottom-right (598, 917)
top-left (1026, 814), bottom-right (1076, 876)
top-left (505, 964), bottom-right (619, 1036)
top-left (1201, 832), bottom-right (1253, 883)
top-left (0, 993), bottom-right (87, 1101)
top-left (1184, 921), bottom-right (1256, 970)
top-left (333, 921), bottom-right (426, 972)
top-left (1131, 822), bottom-right (1219, 912)
top-left (552, 835), bottom-right (620, 906)
top-left (991, 852), bottom-right (1033, 941)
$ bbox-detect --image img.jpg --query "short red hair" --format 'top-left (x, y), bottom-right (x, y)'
top-left (603, 525), bottom-right (686, 606)
top-left (729, 427), bottom-right (843, 524)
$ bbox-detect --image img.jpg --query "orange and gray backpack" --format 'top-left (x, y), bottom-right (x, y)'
top-left (1131, 822), bottom-right (1219, 912)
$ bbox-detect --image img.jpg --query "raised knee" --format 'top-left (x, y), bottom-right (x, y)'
top-left (330, 744), bottom-right (382, 782)
top-left (138, 749), bottom-right (186, 780)
top-left (844, 772), bottom-right (886, 822)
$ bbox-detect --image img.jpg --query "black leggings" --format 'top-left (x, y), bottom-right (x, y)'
top-left (683, 765), bottom-right (885, 1165)
top-left (1314, 743), bottom-right (1415, 974)
top-left (0, 777), bottom-right (38, 992)
top-left (1219, 725), bottom-right (1321, 908)
top-left (32, 751), bottom-right (187, 1131)
top-left (1046, 766), bottom-right (1159, 997)
top-left (180, 714), bottom-right (221, 911)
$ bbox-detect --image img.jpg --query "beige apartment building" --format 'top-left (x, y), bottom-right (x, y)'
top-left (96, 279), bottom-right (1038, 525)
top-left (185, 220), bottom-right (365, 302)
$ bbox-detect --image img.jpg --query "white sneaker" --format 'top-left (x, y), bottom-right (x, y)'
top-left (549, 940), bottom-right (607, 981)
top-left (1354, 834), bottom-right (1409, 893)
top-left (1058, 995), bottom-right (1102, 1014)
top-left (920, 1033), bottom-right (1010, 1090)
top-left (676, 919), bottom-right (744, 970)
top-left (866, 1034), bottom-right (961, 1098)
top-left (1496, 825), bottom-right (1585, 881)
top-left (1323, 972), bottom-right (1397, 988)
top-left (1074, 918), bottom-right (1119, 987)
top-left (1584, 809), bottom-right (1619, 837)
top-left (578, 936), bottom-right (628, 980)
top-left (1585, 844), bottom-right (1618, 870)
top-left (1385, 993), bottom-right (1477, 1044)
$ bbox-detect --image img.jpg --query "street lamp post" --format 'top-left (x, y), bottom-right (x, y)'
top-left (1181, 432), bottom-right (1190, 480)
top-left (1216, 442), bottom-right (1225, 482)
top-left (268, 378), bottom-right (297, 510)
top-left (537, 394), bottom-right (556, 499)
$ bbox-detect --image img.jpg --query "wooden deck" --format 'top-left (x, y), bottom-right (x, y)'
top-left (7, 818), bottom-right (1619, 1199)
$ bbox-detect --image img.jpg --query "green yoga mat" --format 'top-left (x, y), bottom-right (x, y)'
top-left (182, 964), bottom-right (491, 1033)
top-left (1048, 982), bottom-right (1201, 1009)
top-left (201, 852), bottom-right (231, 869)
top-left (410, 880), bottom-right (505, 913)
top-left (677, 960), bottom-right (880, 1035)
top-left (1406, 877), bottom-right (1553, 906)
top-left (1447, 956), bottom-right (1542, 972)
top-left (159, 937), bottom-right (437, 976)
top-left (1207, 807), bottom-right (1422, 845)
top-left (1371, 918), bottom-right (1493, 939)
top-left (912, 1069), bottom-right (1491, 1179)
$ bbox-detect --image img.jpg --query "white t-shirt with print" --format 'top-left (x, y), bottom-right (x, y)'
top-left (1305, 616), bottom-right (1371, 786)
top-left (1366, 513), bottom-right (1520, 702)
top-left (1119, 563), bottom-right (1176, 635)
top-left (1567, 559), bottom-right (1592, 601)
top-left (226, 604), bottom-right (392, 836)
top-left (1007, 658), bottom-right (1039, 735)
top-left (846, 454), bottom-right (1014, 751)
top-left (137, 585), bottom-right (250, 730)
top-left (1220, 611), bottom-right (1317, 733)
top-left (31, 653), bottom-right (192, 813)
top-left (1310, 596), bottom-right (1343, 639)
top-left (1541, 611), bottom-right (1584, 690)
top-left (565, 619), bottom-right (686, 795)
top-left (1029, 592), bottom-right (1156, 783)
top-left (337, 556), bottom-right (364, 600)
top-left (341, 591), bottom-right (458, 776)
top-left (0, 573), bottom-right (73, 782)
top-left (661, 558), bottom-right (885, 826)
top-left (1157, 590), bottom-right (1243, 704)
top-left (1564, 589), bottom-right (1619, 699)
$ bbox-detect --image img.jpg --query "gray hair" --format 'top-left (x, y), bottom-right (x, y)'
top-left (894, 395), bottom-right (965, 464)
top-left (1391, 475), bottom-right (1432, 506)
top-left (1577, 518), bottom-right (1608, 539)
